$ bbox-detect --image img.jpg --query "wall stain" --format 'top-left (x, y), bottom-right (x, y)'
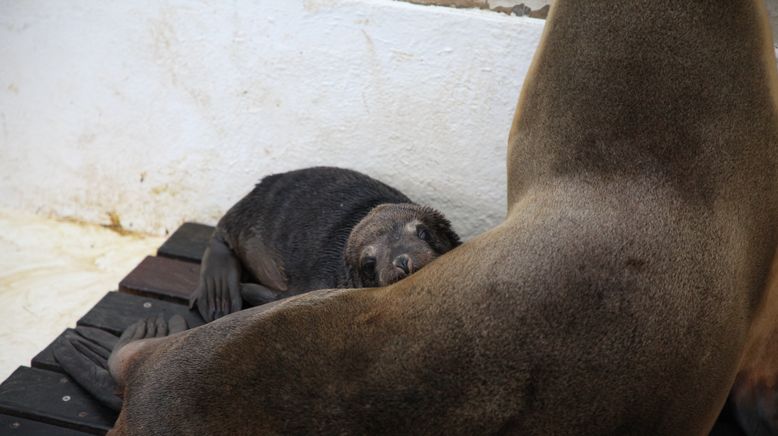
top-left (148, 8), bottom-right (214, 113)
top-left (239, 81), bottom-right (282, 113)
top-left (303, 0), bottom-right (339, 13)
top-left (111, 87), bottom-right (127, 101)
top-left (149, 12), bottom-right (177, 83)
top-left (7, 84), bottom-right (18, 94)
top-left (58, 210), bottom-right (142, 239)
top-left (361, 28), bottom-right (386, 113)
top-left (150, 183), bottom-right (182, 198)
top-left (391, 49), bottom-right (416, 63)
top-left (1, 112), bottom-right (7, 141)
top-left (78, 132), bottom-right (96, 146)
top-left (50, 214), bottom-right (145, 239)
top-left (99, 211), bottom-right (136, 237)
top-left (185, 87), bottom-right (211, 108)
top-left (361, 29), bottom-right (375, 53)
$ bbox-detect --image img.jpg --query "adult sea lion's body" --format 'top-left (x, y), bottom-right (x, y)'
top-left (109, 1), bottom-right (778, 434)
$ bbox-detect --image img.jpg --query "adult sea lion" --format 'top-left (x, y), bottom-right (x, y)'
top-left (73, 0), bottom-right (778, 434)
top-left (191, 166), bottom-right (461, 322)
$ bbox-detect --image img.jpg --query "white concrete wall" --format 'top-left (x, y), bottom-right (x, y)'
top-left (0, 0), bottom-right (545, 240)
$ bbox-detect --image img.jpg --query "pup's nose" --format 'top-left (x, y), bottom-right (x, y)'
top-left (393, 254), bottom-right (412, 275)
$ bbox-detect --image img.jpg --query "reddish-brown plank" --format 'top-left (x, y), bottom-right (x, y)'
top-left (119, 256), bottom-right (200, 304)
top-left (156, 222), bottom-right (213, 264)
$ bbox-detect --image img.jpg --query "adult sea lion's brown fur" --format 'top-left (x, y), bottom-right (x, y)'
top-left (108, 1), bottom-right (778, 434)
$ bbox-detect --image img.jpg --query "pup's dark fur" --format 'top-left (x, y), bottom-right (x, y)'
top-left (191, 166), bottom-right (460, 321)
top-left (102, 1), bottom-right (778, 434)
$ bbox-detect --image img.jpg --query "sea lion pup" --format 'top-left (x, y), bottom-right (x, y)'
top-left (103, 0), bottom-right (778, 434)
top-left (191, 166), bottom-right (460, 322)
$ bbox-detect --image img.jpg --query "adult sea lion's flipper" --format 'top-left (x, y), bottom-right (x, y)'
top-left (107, 316), bottom-right (188, 390)
top-left (191, 233), bottom-right (243, 322)
top-left (63, 331), bottom-right (111, 365)
top-left (53, 333), bottom-right (123, 411)
top-left (53, 316), bottom-right (190, 413)
top-left (74, 326), bottom-right (118, 352)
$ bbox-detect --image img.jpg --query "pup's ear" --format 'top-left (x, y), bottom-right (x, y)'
top-left (421, 207), bottom-right (461, 251)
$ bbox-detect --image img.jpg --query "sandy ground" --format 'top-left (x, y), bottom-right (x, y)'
top-left (0, 208), bottom-right (164, 381)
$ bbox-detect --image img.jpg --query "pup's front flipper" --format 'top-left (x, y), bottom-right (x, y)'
top-left (53, 330), bottom-right (123, 411)
top-left (191, 234), bottom-right (243, 322)
top-left (240, 283), bottom-right (286, 306)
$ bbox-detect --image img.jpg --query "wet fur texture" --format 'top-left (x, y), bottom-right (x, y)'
top-left (109, 1), bottom-right (778, 434)
top-left (218, 166), bottom-right (459, 291)
top-left (191, 166), bottom-right (460, 321)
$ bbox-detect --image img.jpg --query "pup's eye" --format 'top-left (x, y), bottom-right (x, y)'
top-left (417, 227), bottom-right (430, 241)
top-left (362, 257), bottom-right (376, 274)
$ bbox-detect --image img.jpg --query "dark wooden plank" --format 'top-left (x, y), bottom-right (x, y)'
top-left (156, 222), bottom-right (213, 263)
top-left (0, 367), bottom-right (115, 435)
top-left (0, 413), bottom-right (95, 435)
top-left (78, 291), bottom-right (204, 336)
top-left (119, 255), bottom-right (200, 304)
top-left (31, 329), bottom-right (76, 374)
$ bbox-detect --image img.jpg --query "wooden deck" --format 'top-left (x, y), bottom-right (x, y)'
top-left (0, 223), bottom-right (209, 435)
top-left (0, 222), bottom-right (748, 435)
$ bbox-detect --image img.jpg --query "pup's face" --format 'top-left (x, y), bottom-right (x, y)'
top-left (345, 203), bottom-right (460, 287)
